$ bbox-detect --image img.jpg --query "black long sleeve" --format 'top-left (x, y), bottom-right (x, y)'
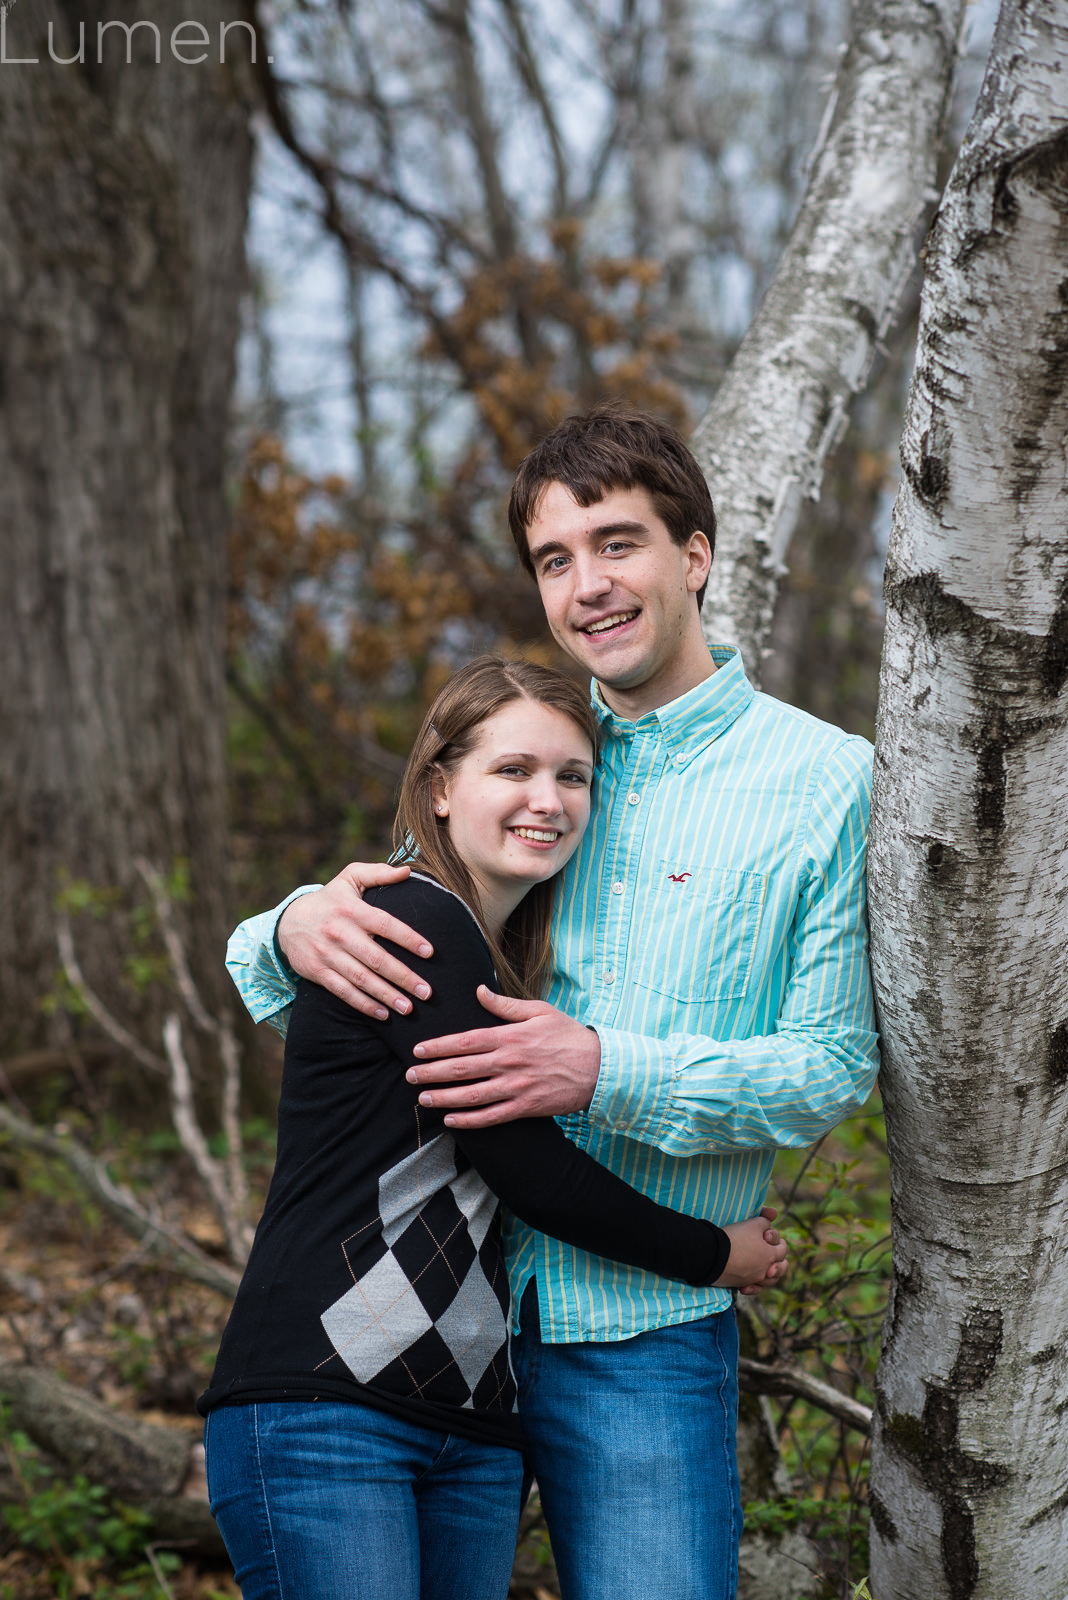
top-left (361, 878), bottom-right (730, 1286)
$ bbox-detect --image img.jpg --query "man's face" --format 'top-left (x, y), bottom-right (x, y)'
top-left (525, 482), bottom-right (713, 717)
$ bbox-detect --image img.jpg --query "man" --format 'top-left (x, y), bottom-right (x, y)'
top-left (228, 407), bottom-right (879, 1599)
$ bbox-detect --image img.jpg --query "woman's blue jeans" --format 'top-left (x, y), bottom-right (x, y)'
top-left (511, 1287), bottom-right (742, 1600)
top-left (204, 1401), bottom-right (524, 1600)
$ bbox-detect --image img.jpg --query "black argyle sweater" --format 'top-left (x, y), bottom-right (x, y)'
top-left (199, 875), bottom-right (730, 1448)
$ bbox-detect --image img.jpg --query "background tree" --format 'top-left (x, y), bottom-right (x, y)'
top-left (865, 0), bottom-right (1068, 1592)
top-left (0, 1), bottom-right (254, 1054)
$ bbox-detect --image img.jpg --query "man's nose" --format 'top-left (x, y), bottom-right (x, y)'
top-left (572, 557), bottom-right (612, 603)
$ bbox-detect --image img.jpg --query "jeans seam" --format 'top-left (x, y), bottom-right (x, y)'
top-left (251, 1404), bottom-right (286, 1600)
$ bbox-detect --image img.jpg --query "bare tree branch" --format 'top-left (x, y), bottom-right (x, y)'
top-left (738, 1356), bottom-right (873, 1436)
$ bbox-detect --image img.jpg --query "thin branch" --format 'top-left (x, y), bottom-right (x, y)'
top-left (56, 913), bottom-right (167, 1078)
top-left (162, 1015), bottom-right (252, 1264)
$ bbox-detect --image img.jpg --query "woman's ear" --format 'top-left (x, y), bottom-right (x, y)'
top-left (430, 767), bottom-right (449, 818)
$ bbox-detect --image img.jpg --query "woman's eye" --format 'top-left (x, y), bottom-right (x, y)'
top-left (560, 771), bottom-right (590, 786)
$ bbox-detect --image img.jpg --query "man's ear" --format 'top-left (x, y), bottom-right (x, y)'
top-left (430, 767), bottom-right (449, 818)
top-left (685, 531), bottom-right (713, 593)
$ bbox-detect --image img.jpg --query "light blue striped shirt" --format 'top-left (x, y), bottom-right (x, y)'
top-left (226, 647), bottom-right (879, 1344)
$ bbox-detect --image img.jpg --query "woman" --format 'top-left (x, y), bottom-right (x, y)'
top-left (200, 656), bottom-right (785, 1600)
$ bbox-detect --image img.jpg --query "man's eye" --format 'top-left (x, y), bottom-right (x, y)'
top-left (543, 555), bottom-right (569, 573)
top-left (603, 540), bottom-right (630, 555)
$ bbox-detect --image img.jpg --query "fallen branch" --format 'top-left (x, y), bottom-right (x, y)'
top-left (0, 1104), bottom-right (240, 1299)
top-left (0, 1362), bottom-right (224, 1558)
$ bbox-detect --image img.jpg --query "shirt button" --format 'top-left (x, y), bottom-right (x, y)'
top-left (626, 792), bottom-right (640, 806)
top-left (673, 752), bottom-right (686, 766)
top-left (605, 970), bottom-right (615, 984)
top-left (611, 881), bottom-right (624, 895)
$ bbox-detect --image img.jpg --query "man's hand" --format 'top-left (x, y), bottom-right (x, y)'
top-left (406, 986), bottom-right (601, 1127)
top-left (277, 862), bottom-right (434, 1020)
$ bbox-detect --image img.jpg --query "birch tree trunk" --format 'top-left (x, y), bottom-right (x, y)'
top-left (0, 2), bottom-right (253, 1049)
top-left (866, 0), bottom-right (1068, 1591)
top-left (691, 0), bottom-right (965, 679)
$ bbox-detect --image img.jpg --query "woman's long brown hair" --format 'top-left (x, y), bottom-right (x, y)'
top-left (391, 656), bottom-right (598, 999)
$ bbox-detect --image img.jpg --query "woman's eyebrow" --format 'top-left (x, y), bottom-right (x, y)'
top-left (492, 751), bottom-right (594, 773)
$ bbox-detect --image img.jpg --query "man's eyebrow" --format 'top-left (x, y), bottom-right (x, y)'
top-left (528, 519), bottom-right (651, 565)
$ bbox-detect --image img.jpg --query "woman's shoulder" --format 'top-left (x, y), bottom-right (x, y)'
top-left (365, 872), bottom-right (488, 954)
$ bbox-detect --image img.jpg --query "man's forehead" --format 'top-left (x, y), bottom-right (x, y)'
top-left (527, 482), bottom-right (656, 545)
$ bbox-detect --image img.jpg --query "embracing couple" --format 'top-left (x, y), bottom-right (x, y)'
top-left (199, 406), bottom-right (879, 1600)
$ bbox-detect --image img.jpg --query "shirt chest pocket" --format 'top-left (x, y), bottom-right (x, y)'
top-left (627, 863), bottom-right (768, 1006)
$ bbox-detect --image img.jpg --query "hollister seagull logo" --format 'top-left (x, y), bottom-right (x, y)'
top-left (667, 872), bottom-right (692, 883)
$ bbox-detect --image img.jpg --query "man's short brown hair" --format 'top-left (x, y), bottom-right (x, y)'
top-left (507, 404), bottom-right (716, 610)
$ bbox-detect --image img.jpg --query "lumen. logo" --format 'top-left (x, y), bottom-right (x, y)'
top-left (0, 8), bottom-right (271, 65)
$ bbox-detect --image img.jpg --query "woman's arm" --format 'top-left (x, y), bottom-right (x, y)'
top-left (361, 880), bottom-right (785, 1290)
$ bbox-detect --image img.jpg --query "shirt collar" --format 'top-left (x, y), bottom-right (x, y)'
top-left (591, 646), bottom-right (754, 768)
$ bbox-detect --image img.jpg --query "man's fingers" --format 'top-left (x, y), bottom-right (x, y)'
top-left (410, 1029), bottom-right (502, 1064)
top-left (340, 860), bottom-right (410, 890)
top-left (474, 985), bottom-right (546, 1020)
top-left (356, 903), bottom-right (434, 963)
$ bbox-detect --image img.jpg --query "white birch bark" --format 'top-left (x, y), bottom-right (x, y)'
top-left (692, 0), bottom-right (966, 679)
top-left (866, 0), bottom-right (1068, 1592)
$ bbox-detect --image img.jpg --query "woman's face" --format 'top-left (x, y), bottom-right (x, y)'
top-left (434, 699), bottom-right (594, 927)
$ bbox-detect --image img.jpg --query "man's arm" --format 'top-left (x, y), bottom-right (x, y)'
top-left (226, 862), bottom-right (435, 1030)
top-left (408, 738), bottom-right (880, 1151)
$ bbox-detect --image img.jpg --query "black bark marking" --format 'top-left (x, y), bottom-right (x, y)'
top-left (942, 1501), bottom-right (979, 1600)
top-left (1048, 1023), bottom-right (1068, 1085)
top-left (974, 737), bottom-right (1007, 835)
top-left (881, 1307), bottom-right (1011, 1600)
top-left (1040, 574), bottom-right (1068, 697)
top-left (868, 1488), bottom-right (899, 1545)
top-left (885, 567), bottom-right (976, 638)
top-left (914, 685), bottom-right (932, 710)
top-left (922, 838), bottom-right (960, 882)
top-left (951, 1308), bottom-right (1003, 1392)
top-left (918, 431), bottom-right (949, 506)
top-left (1031, 1344), bottom-right (1060, 1366)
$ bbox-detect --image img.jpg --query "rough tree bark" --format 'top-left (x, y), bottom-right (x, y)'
top-left (692, 0), bottom-right (966, 680)
top-left (866, 0), bottom-right (1068, 1593)
top-left (0, 2), bottom-right (254, 1051)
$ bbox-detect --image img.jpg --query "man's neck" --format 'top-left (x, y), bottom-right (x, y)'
top-left (598, 642), bottom-right (717, 722)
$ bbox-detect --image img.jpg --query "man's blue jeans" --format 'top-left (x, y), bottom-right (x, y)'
top-left (511, 1286), bottom-right (742, 1600)
top-left (204, 1400), bottom-right (524, 1600)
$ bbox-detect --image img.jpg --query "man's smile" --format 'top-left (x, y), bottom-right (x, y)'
top-left (580, 610), bottom-right (639, 637)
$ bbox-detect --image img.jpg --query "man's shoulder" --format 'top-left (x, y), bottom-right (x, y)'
top-left (745, 692), bottom-right (873, 777)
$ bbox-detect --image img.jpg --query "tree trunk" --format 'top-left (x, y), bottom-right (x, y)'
top-left (866, 0), bottom-right (1068, 1592)
top-left (0, 2), bottom-right (254, 1051)
top-left (692, 0), bottom-right (966, 680)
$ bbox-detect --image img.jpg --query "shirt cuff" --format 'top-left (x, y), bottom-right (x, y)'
top-left (228, 884), bottom-right (321, 1024)
top-left (587, 1025), bottom-right (675, 1145)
